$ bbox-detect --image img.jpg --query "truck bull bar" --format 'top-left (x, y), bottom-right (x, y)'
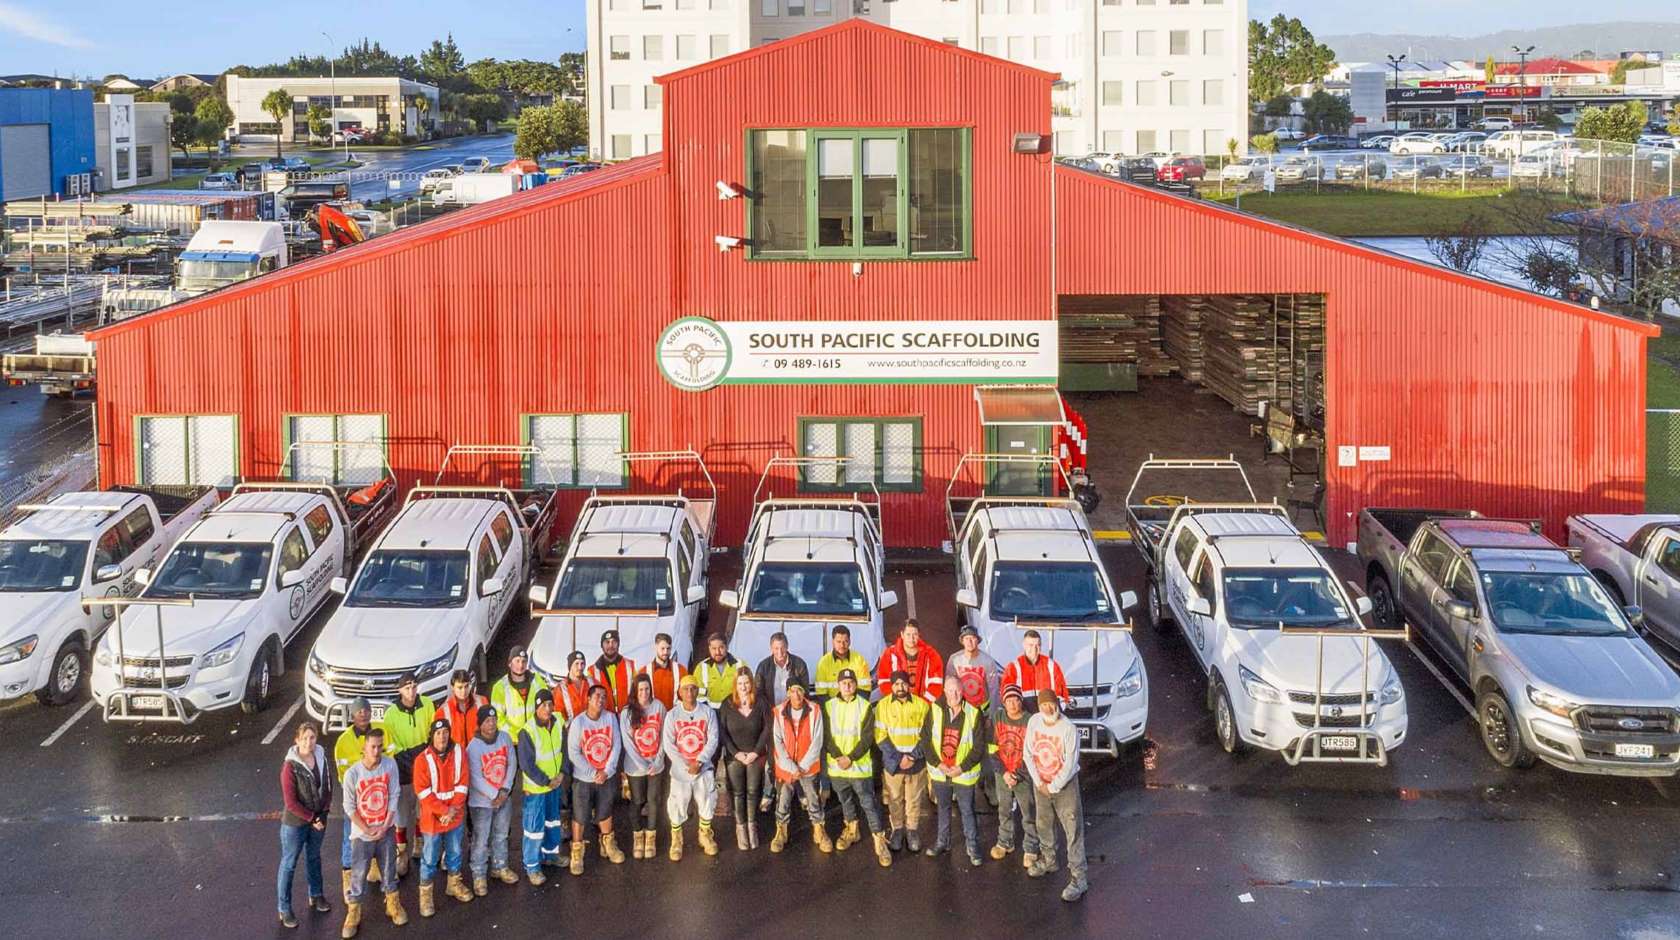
top-left (1277, 622), bottom-right (1410, 766)
top-left (1017, 617), bottom-right (1136, 757)
top-left (87, 595), bottom-right (201, 724)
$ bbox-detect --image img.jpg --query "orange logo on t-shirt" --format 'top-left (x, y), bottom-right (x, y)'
top-left (673, 717), bottom-right (709, 761)
top-left (356, 775), bottom-right (391, 829)
top-left (480, 747), bottom-right (508, 790)
top-left (1029, 731), bottom-right (1064, 782)
top-left (581, 726), bottom-right (614, 769)
top-left (632, 714), bottom-right (663, 759)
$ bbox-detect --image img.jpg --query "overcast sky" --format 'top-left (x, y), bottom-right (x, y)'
top-left (0, 0), bottom-right (1675, 77)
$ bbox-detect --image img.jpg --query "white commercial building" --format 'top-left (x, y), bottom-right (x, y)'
top-left (585, 0), bottom-right (1248, 160)
top-left (94, 95), bottom-right (171, 191)
top-left (223, 75), bottom-right (441, 144)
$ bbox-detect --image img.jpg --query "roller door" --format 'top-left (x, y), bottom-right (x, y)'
top-left (0, 124), bottom-right (52, 201)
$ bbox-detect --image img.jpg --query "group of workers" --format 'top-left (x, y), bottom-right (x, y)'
top-left (276, 621), bottom-right (1090, 936)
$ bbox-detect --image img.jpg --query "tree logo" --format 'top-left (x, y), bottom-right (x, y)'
top-left (656, 317), bottom-right (731, 392)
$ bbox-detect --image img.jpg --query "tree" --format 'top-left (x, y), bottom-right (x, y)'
top-left (1302, 90), bottom-right (1353, 134)
top-left (1670, 104), bottom-right (1680, 137)
top-left (1262, 94), bottom-right (1294, 118)
top-left (306, 104), bottom-right (332, 141)
top-left (1531, 108), bottom-right (1563, 131)
top-left (1424, 214), bottom-right (1491, 273)
top-left (194, 95), bottom-right (234, 156)
top-left (461, 93), bottom-right (509, 133)
top-left (1574, 101), bottom-right (1648, 144)
top-left (164, 91), bottom-right (201, 159)
top-left (419, 35), bottom-right (469, 90)
top-left (412, 95), bottom-right (431, 137)
top-left (260, 89), bottom-right (294, 158)
top-left (1248, 15), bottom-right (1336, 103)
top-left (1610, 60), bottom-right (1634, 85)
top-left (513, 102), bottom-right (586, 161)
top-left (1250, 133), bottom-right (1279, 154)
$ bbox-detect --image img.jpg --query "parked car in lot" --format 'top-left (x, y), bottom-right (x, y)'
top-left (198, 173), bottom-right (238, 191)
top-left (1476, 116), bottom-right (1514, 131)
top-left (1082, 152), bottom-right (1125, 174)
top-left (419, 167), bottom-right (456, 193)
top-left (1156, 156), bottom-right (1207, 183)
top-left (1485, 129), bottom-right (1559, 158)
top-left (1273, 155), bottom-right (1321, 182)
top-left (1334, 158), bottom-right (1388, 180)
top-left (460, 156), bottom-right (492, 174)
top-left (1220, 155), bottom-right (1271, 181)
top-left (1569, 514), bottom-right (1680, 652)
top-left (1449, 132), bottom-right (1489, 153)
top-left (1390, 158), bottom-right (1445, 180)
top-left (1390, 133), bottom-right (1446, 155)
top-left (1270, 127), bottom-right (1306, 141)
top-left (1114, 156), bottom-right (1160, 183)
top-left (1299, 134), bottom-right (1360, 152)
top-left (1442, 154), bottom-right (1495, 178)
top-left (1361, 509), bottom-right (1680, 776)
top-left (1361, 135), bottom-right (1395, 150)
top-left (0, 486), bottom-right (218, 707)
top-left (1510, 153), bottom-right (1552, 179)
top-left (279, 156), bottom-right (310, 172)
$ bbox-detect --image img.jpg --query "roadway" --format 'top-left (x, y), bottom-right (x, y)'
top-left (2, 544), bottom-right (1678, 939)
top-left (229, 133), bottom-right (520, 201)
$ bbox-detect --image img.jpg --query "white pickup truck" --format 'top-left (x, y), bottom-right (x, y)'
top-left (306, 446), bottom-right (560, 729)
top-left (945, 454), bottom-right (1145, 756)
top-left (718, 457), bottom-right (896, 673)
top-left (0, 486), bottom-right (218, 706)
top-left (1569, 514), bottom-right (1680, 652)
top-left (528, 452), bottom-right (717, 678)
top-left (90, 480), bottom-right (382, 723)
top-left (1136, 459), bottom-right (1406, 765)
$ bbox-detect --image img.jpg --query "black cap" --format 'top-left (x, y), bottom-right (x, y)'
top-left (785, 676), bottom-right (807, 692)
top-left (478, 705), bottom-right (499, 725)
top-left (958, 625), bottom-right (979, 638)
top-left (429, 718), bottom-right (451, 736)
top-left (601, 629), bottom-right (619, 642)
top-left (567, 651), bottom-right (586, 665)
top-left (534, 688), bottom-right (555, 706)
top-left (507, 646), bottom-right (528, 663)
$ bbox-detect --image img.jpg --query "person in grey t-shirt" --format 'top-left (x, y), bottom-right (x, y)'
top-left (464, 707), bottom-right (518, 895)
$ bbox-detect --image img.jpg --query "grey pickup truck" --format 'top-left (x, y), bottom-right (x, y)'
top-left (1358, 508), bottom-right (1680, 776)
top-left (1568, 514), bottom-right (1680, 653)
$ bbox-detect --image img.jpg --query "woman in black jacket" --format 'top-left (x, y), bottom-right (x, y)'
top-left (718, 667), bottom-right (771, 850)
top-left (277, 720), bottom-right (333, 928)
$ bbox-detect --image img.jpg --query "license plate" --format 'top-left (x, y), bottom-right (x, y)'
top-left (1320, 735), bottom-right (1359, 751)
top-left (132, 695), bottom-right (166, 711)
top-left (1615, 742), bottom-right (1656, 759)
top-left (369, 703), bottom-right (388, 722)
top-left (1078, 725), bottom-right (1093, 746)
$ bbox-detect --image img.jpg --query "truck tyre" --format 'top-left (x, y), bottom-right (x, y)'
top-left (1591, 571), bottom-right (1625, 606)
top-left (1476, 689), bottom-right (1536, 770)
top-left (35, 639), bottom-right (87, 707)
top-left (1147, 581), bottom-right (1174, 634)
top-left (472, 647), bottom-right (488, 689)
top-left (1367, 573), bottom-right (1399, 629)
top-left (240, 640), bottom-right (277, 715)
top-left (1212, 678), bottom-right (1245, 756)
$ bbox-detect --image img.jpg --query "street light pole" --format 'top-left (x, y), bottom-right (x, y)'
top-left (1386, 54), bottom-right (1407, 130)
top-left (323, 32), bottom-right (346, 162)
top-left (1512, 45), bottom-right (1535, 124)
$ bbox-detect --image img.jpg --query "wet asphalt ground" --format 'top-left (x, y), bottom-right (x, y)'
top-left (4, 539), bottom-right (1680, 940)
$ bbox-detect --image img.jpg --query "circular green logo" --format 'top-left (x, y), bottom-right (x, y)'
top-left (656, 317), bottom-right (732, 392)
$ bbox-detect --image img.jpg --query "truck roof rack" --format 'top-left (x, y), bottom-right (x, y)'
top-left (944, 453), bottom-right (1077, 542)
top-left (1123, 455), bottom-right (1257, 511)
top-left (434, 444), bottom-right (556, 488)
top-left (279, 440), bottom-right (397, 489)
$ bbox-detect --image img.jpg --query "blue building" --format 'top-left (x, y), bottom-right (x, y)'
top-left (0, 88), bottom-right (97, 203)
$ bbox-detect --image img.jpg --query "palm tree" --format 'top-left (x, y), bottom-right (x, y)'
top-left (413, 94), bottom-right (431, 139)
top-left (260, 89), bottom-right (294, 160)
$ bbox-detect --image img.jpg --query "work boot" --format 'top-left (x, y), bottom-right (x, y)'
top-left (925, 838), bottom-right (950, 858)
top-left (1027, 857), bottom-right (1059, 879)
top-left (569, 841), bottom-right (586, 876)
top-left (630, 830), bottom-right (644, 860)
top-left (872, 832), bottom-right (893, 868)
top-left (736, 822), bottom-right (750, 851)
top-left (1022, 851), bottom-right (1040, 871)
top-left (473, 875), bottom-right (488, 897)
top-left (446, 873), bottom-right (474, 903)
top-left (814, 823), bottom-right (834, 854)
top-left (340, 900), bottom-right (362, 939)
top-left (669, 826), bottom-right (685, 862)
top-left (698, 821), bottom-right (719, 856)
top-left (366, 857), bottom-right (381, 887)
top-left (528, 868), bottom-right (547, 887)
top-left (310, 896), bottom-right (331, 914)
top-left (417, 884), bottom-right (435, 919)
top-left (341, 869), bottom-right (353, 906)
top-left (395, 842), bottom-right (411, 878)
top-left (906, 830), bottom-right (922, 854)
top-left (279, 911), bottom-right (298, 930)
top-left (770, 821), bottom-right (789, 853)
top-left (495, 867), bottom-right (519, 885)
top-left (990, 842), bottom-right (1013, 861)
top-left (835, 821), bottom-right (860, 852)
top-left (888, 829), bottom-right (904, 852)
top-left (967, 841), bottom-right (984, 868)
top-left (747, 809), bottom-right (761, 850)
top-left (384, 893), bottom-right (408, 926)
top-left (1061, 879), bottom-right (1090, 903)
top-left (602, 832), bottom-right (626, 864)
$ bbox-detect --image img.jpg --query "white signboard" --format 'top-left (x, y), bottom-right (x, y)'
top-left (1358, 445), bottom-right (1392, 462)
top-left (656, 317), bottom-right (1058, 391)
top-left (1262, 167), bottom-right (1277, 193)
top-left (1337, 445), bottom-right (1357, 468)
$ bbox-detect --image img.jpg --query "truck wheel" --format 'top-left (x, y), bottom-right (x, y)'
top-left (1213, 679), bottom-right (1245, 756)
top-left (1147, 581), bottom-right (1174, 634)
top-left (240, 641), bottom-right (276, 715)
top-left (1367, 574), bottom-right (1399, 629)
top-left (1591, 572), bottom-right (1625, 606)
top-left (35, 639), bottom-right (87, 707)
top-left (1476, 689), bottom-right (1535, 770)
top-left (472, 647), bottom-right (488, 689)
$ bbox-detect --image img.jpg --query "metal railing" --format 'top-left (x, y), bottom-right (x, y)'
top-left (87, 595), bottom-right (201, 724)
top-left (1277, 622), bottom-right (1410, 766)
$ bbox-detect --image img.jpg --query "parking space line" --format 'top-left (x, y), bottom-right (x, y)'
top-left (262, 695), bottom-right (306, 745)
top-left (40, 701), bottom-right (95, 748)
top-left (1405, 642), bottom-right (1475, 718)
top-left (904, 578), bottom-right (917, 621)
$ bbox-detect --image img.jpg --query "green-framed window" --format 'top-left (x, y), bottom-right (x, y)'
top-left (797, 417), bottom-right (923, 493)
top-left (283, 414), bottom-right (388, 485)
top-left (521, 413), bottom-right (629, 488)
top-left (748, 127), bottom-right (972, 260)
top-left (135, 414), bottom-right (239, 487)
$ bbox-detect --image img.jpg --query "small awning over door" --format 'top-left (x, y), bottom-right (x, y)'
top-left (974, 385), bottom-right (1066, 426)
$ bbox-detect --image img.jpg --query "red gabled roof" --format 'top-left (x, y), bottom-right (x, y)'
top-left (1494, 58), bottom-right (1608, 76)
top-left (90, 155), bottom-right (667, 340)
top-left (655, 18), bottom-right (1059, 86)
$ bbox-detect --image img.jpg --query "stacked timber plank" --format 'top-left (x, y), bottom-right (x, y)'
top-left (1057, 294), bottom-right (1176, 376)
top-left (1202, 294), bottom-right (1278, 415)
top-left (1273, 294), bottom-right (1327, 414)
top-left (1160, 295), bottom-right (1209, 382)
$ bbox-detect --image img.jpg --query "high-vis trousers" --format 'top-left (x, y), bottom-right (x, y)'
top-left (521, 788), bottom-right (565, 871)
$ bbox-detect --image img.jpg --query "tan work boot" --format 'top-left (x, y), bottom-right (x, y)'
top-left (697, 821), bottom-right (719, 856)
top-left (384, 893), bottom-right (408, 926)
top-left (990, 843), bottom-right (1011, 861)
top-left (569, 840), bottom-right (586, 876)
top-left (770, 821), bottom-right (789, 853)
top-left (495, 866), bottom-right (519, 885)
top-left (418, 883), bottom-right (435, 919)
top-left (528, 868), bottom-right (547, 887)
top-left (601, 832), bottom-right (626, 864)
top-left (341, 869), bottom-right (353, 906)
top-left (669, 826), bottom-right (684, 862)
top-left (445, 872), bottom-right (473, 903)
top-left (835, 820), bottom-right (860, 852)
top-left (396, 842), bottom-right (411, 878)
top-left (814, 823), bottom-right (834, 854)
top-left (472, 875), bottom-right (487, 897)
top-left (366, 857), bottom-right (381, 887)
top-left (1022, 851), bottom-right (1039, 871)
top-left (340, 900), bottom-right (362, 939)
top-left (872, 832), bottom-right (892, 868)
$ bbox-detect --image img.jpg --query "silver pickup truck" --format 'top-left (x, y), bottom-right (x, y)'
top-left (1359, 508), bottom-right (1680, 776)
top-left (1568, 514), bottom-right (1680, 652)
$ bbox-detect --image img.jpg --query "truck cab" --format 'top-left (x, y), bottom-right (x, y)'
top-left (173, 221), bottom-right (289, 293)
top-left (92, 485), bottom-right (352, 723)
top-left (718, 457), bottom-right (896, 673)
top-left (0, 486), bottom-right (217, 706)
top-left (1361, 509), bottom-right (1680, 776)
top-left (1568, 514), bottom-right (1680, 651)
top-left (1156, 507), bottom-right (1405, 764)
top-left (527, 452), bottom-right (717, 679)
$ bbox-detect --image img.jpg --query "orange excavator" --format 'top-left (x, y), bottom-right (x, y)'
top-left (307, 203), bottom-right (366, 253)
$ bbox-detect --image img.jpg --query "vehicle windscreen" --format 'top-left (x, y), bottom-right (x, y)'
top-left (552, 558), bottom-right (674, 614)
top-left (146, 542), bottom-right (274, 599)
top-left (176, 259), bottom-right (257, 292)
top-left (747, 563), bottom-right (866, 616)
top-left (347, 550), bottom-right (471, 609)
top-left (1222, 568), bottom-right (1354, 629)
top-left (1480, 572), bottom-right (1630, 637)
top-left (0, 539), bottom-right (90, 592)
top-left (989, 562), bottom-right (1114, 622)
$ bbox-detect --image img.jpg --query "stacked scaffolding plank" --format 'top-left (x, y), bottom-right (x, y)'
top-left (1274, 294), bottom-right (1327, 416)
top-left (1202, 294), bottom-right (1277, 415)
top-left (1160, 295), bottom-right (1209, 382)
top-left (1057, 294), bottom-right (1176, 376)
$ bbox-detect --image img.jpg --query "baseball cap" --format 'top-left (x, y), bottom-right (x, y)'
top-left (679, 675), bottom-right (699, 690)
top-left (837, 668), bottom-right (857, 683)
top-left (958, 625), bottom-right (979, 638)
top-left (785, 676), bottom-right (807, 692)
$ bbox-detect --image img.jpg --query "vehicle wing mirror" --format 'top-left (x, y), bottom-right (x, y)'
top-left (686, 584), bottom-right (707, 605)
top-left (1187, 596), bottom-right (1212, 617)
top-left (329, 576), bottom-right (348, 595)
top-left (881, 590), bottom-right (900, 610)
top-left (955, 588), bottom-right (978, 609)
top-left (1624, 604), bottom-right (1646, 628)
top-left (718, 589), bottom-right (739, 609)
top-left (280, 569), bottom-right (306, 588)
top-left (1119, 590), bottom-right (1139, 611)
top-left (133, 567), bottom-right (151, 586)
top-left (1354, 596), bottom-right (1374, 617)
top-left (481, 576), bottom-right (504, 597)
top-left (1444, 599), bottom-right (1474, 621)
top-left (94, 563), bottom-right (123, 583)
top-left (527, 585), bottom-right (549, 608)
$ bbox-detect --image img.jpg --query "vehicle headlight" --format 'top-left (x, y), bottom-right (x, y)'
top-left (1380, 672), bottom-right (1404, 707)
top-left (1115, 660), bottom-right (1143, 698)
top-left (0, 635), bottom-right (38, 666)
top-left (308, 649), bottom-right (328, 678)
top-left (1527, 685), bottom-right (1577, 720)
top-left (94, 639), bottom-right (114, 668)
top-left (415, 646), bottom-right (457, 682)
top-left (1238, 665), bottom-right (1283, 705)
top-left (201, 633), bottom-right (244, 670)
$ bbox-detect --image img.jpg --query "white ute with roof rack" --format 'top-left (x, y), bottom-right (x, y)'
top-left (305, 445), bottom-right (561, 729)
top-left (717, 457), bottom-right (897, 672)
top-left (1131, 457), bottom-right (1408, 765)
top-left (946, 454), bottom-right (1145, 756)
top-left (0, 486), bottom-right (219, 706)
top-left (527, 451), bottom-right (717, 679)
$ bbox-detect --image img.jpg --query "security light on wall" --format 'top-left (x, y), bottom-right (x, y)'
top-left (716, 180), bottom-right (744, 200)
top-left (1012, 133), bottom-right (1049, 154)
top-left (715, 235), bottom-right (743, 252)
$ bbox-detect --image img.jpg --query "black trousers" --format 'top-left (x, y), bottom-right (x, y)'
top-left (627, 771), bottom-right (669, 832)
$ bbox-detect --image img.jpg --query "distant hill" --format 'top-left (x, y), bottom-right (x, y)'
top-left (1322, 22), bottom-right (1680, 64)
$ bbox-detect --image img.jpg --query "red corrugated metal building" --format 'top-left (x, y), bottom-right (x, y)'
top-left (88, 21), bottom-right (1655, 549)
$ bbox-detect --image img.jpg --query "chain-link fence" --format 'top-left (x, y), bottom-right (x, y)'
top-left (1649, 409), bottom-right (1680, 514)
